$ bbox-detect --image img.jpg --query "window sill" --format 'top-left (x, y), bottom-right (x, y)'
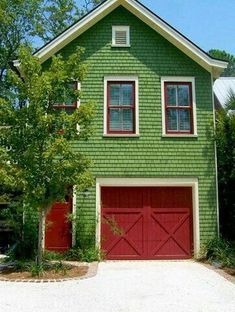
top-left (162, 134), bottom-right (198, 138)
top-left (111, 44), bottom-right (131, 48)
top-left (103, 134), bottom-right (139, 138)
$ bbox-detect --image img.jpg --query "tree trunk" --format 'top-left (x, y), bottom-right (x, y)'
top-left (37, 207), bottom-right (44, 266)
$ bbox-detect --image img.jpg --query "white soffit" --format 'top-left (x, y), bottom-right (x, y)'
top-left (19, 0), bottom-right (227, 77)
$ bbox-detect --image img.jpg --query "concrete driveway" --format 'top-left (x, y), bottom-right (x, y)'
top-left (0, 261), bottom-right (235, 312)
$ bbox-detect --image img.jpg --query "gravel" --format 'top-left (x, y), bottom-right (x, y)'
top-left (0, 261), bottom-right (235, 312)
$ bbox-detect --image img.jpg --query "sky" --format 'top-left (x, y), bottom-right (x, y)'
top-left (70, 0), bottom-right (235, 55)
top-left (139, 0), bottom-right (235, 54)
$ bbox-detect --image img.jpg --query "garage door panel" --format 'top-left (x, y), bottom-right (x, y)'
top-left (102, 187), bottom-right (144, 209)
top-left (149, 210), bottom-right (191, 258)
top-left (151, 237), bottom-right (189, 258)
top-left (101, 212), bottom-right (145, 259)
top-left (150, 187), bottom-right (192, 209)
top-left (108, 238), bottom-right (142, 258)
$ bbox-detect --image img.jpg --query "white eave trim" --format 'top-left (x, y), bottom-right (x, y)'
top-left (15, 0), bottom-right (227, 78)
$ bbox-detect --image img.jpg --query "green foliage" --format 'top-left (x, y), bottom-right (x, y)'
top-left (205, 237), bottom-right (234, 268)
top-left (0, 0), bottom-right (42, 95)
top-left (35, 0), bottom-right (81, 42)
top-left (43, 246), bottom-right (101, 262)
top-left (43, 250), bottom-right (64, 261)
top-left (215, 109), bottom-right (235, 240)
top-left (30, 261), bottom-right (68, 277)
top-left (64, 246), bottom-right (101, 262)
top-left (30, 263), bottom-right (44, 277)
top-left (0, 46), bottom-right (95, 263)
top-left (2, 203), bottom-right (38, 260)
top-left (13, 260), bottom-right (31, 271)
top-left (82, 0), bottom-right (104, 12)
top-left (0, 46), bottom-right (94, 210)
top-left (209, 49), bottom-right (235, 77)
top-left (36, 0), bottom-right (105, 42)
top-left (0, 0), bottom-right (103, 98)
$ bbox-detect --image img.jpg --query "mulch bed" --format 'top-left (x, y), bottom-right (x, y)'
top-left (0, 265), bottom-right (88, 281)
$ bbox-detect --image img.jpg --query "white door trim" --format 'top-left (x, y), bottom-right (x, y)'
top-left (96, 177), bottom-right (200, 258)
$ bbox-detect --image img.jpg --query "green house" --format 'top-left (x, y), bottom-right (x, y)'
top-left (15, 0), bottom-right (227, 259)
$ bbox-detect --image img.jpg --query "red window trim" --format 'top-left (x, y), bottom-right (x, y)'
top-left (53, 82), bottom-right (78, 109)
top-left (164, 82), bottom-right (194, 134)
top-left (107, 81), bottom-right (136, 134)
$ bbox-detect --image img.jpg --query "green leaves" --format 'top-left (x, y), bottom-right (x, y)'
top-left (0, 46), bottom-right (94, 212)
top-left (216, 109), bottom-right (235, 240)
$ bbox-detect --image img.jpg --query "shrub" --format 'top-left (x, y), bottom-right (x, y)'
top-left (64, 246), bottom-right (101, 262)
top-left (205, 236), bottom-right (234, 267)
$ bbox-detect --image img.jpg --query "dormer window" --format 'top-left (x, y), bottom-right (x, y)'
top-left (112, 26), bottom-right (130, 47)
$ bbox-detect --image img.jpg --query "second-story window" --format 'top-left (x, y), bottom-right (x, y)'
top-left (53, 82), bottom-right (79, 113)
top-left (164, 82), bottom-right (194, 134)
top-left (107, 81), bottom-right (135, 134)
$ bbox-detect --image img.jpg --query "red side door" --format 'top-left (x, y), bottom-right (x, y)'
top-left (45, 199), bottom-right (72, 252)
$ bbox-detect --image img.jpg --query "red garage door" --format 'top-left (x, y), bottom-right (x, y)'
top-left (45, 200), bottom-right (72, 252)
top-left (101, 187), bottom-right (193, 260)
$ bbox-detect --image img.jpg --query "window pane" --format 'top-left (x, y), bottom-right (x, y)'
top-left (123, 108), bottom-right (133, 131)
top-left (121, 84), bottom-right (133, 105)
top-left (110, 84), bottom-right (120, 105)
top-left (179, 109), bottom-right (191, 131)
top-left (167, 109), bottom-right (178, 131)
top-left (166, 85), bottom-right (177, 106)
top-left (178, 85), bottom-right (190, 106)
top-left (109, 108), bottom-right (122, 131)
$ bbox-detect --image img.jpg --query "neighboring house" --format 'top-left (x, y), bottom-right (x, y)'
top-left (14, 0), bottom-right (228, 259)
top-left (213, 77), bottom-right (235, 109)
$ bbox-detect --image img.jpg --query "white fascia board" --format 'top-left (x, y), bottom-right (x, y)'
top-left (12, 59), bottom-right (24, 77)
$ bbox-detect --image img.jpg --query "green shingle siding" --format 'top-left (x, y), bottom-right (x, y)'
top-left (51, 6), bottom-right (218, 247)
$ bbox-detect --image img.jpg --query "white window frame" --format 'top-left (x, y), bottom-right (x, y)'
top-left (76, 81), bottom-right (81, 108)
top-left (112, 26), bottom-right (130, 47)
top-left (161, 77), bottom-right (198, 137)
top-left (103, 76), bottom-right (139, 137)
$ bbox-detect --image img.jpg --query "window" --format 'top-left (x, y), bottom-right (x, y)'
top-left (112, 26), bottom-right (130, 47)
top-left (53, 82), bottom-right (80, 113)
top-left (161, 77), bottom-right (197, 136)
top-left (104, 77), bottom-right (139, 136)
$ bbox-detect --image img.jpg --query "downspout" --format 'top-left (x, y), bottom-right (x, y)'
top-left (211, 74), bottom-right (220, 236)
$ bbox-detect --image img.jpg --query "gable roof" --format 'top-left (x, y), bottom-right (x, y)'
top-left (13, 0), bottom-right (228, 78)
top-left (213, 77), bottom-right (235, 108)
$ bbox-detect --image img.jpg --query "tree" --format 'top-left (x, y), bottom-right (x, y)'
top-left (83, 0), bottom-right (104, 12)
top-left (35, 0), bottom-right (81, 43)
top-left (0, 0), bottom-right (104, 97)
top-left (0, 0), bottom-right (42, 95)
top-left (0, 47), bottom-right (94, 265)
top-left (209, 49), bottom-right (235, 77)
top-left (216, 95), bottom-right (235, 240)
